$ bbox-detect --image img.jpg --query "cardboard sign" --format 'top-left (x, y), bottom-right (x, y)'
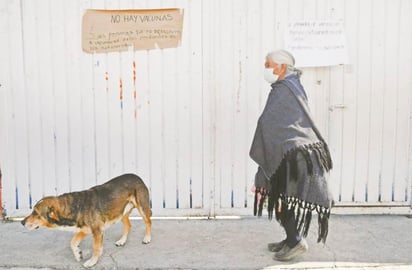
top-left (82, 9), bottom-right (184, 53)
top-left (285, 21), bottom-right (349, 67)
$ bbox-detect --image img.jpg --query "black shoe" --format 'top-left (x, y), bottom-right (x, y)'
top-left (267, 240), bottom-right (286, 252)
top-left (274, 239), bottom-right (308, 261)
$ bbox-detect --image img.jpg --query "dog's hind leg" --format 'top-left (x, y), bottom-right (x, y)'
top-left (115, 214), bottom-right (131, 246)
top-left (137, 206), bottom-right (152, 244)
top-left (71, 232), bottom-right (86, 262)
top-left (83, 229), bottom-right (103, 268)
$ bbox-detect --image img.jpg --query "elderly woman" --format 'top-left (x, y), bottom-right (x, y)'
top-left (250, 50), bottom-right (333, 261)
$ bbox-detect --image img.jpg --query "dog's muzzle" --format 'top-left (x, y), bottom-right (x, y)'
top-left (21, 218), bottom-right (39, 229)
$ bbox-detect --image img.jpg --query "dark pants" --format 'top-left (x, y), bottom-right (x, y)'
top-left (281, 209), bottom-right (301, 248)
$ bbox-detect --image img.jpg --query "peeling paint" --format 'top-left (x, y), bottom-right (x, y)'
top-left (119, 78), bottom-right (123, 110)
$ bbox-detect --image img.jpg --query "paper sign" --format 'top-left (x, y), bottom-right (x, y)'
top-left (285, 21), bottom-right (349, 67)
top-left (82, 9), bottom-right (184, 53)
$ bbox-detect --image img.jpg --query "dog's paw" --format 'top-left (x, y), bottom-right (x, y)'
top-left (83, 257), bottom-right (98, 268)
top-left (142, 235), bottom-right (151, 244)
top-left (71, 246), bottom-right (83, 262)
top-left (74, 250), bottom-right (83, 262)
top-left (115, 237), bottom-right (127, 246)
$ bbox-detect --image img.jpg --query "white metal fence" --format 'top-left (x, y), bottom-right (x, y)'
top-left (1, 0), bottom-right (411, 218)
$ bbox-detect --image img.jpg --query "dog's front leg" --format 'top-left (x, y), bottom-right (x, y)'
top-left (83, 229), bottom-right (103, 268)
top-left (71, 232), bottom-right (86, 262)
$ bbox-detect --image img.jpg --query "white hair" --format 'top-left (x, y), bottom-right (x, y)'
top-left (266, 49), bottom-right (302, 77)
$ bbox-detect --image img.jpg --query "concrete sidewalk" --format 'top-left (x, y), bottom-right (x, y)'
top-left (0, 215), bottom-right (411, 270)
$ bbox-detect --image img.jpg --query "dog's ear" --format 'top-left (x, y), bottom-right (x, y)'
top-left (47, 206), bottom-right (60, 223)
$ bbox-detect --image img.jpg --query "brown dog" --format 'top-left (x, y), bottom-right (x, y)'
top-left (21, 173), bottom-right (152, 268)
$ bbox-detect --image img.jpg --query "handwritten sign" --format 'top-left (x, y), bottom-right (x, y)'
top-left (82, 9), bottom-right (184, 53)
top-left (285, 21), bottom-right (348, 67)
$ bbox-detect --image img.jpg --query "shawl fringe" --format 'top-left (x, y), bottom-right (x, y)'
top-left (253, 187), bottom-right (268, 217)
top-left (273, 195), bottom-right (330, 243)
top-left (253, 142), bottom-right (332, 243)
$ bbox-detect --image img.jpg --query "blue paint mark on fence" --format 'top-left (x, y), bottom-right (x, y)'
top-left (15, 187), bottom-right (19, 209)
top-left (29, 193), bottom-right (32, 209)
top-left (391, 183), bottom-right (395, 202)
top-left (190, 178), bottom-right (193, 209)
top-left (176, 189), bottom-right (179, 209)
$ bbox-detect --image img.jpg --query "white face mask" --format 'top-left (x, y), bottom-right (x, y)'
top-left (264, 68), bottom-right (279, 84)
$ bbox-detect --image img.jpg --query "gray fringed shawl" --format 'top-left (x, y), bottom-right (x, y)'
top-left (250, 74), bottom-right (333, 243)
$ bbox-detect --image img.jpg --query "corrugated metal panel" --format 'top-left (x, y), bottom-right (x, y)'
top-left (203, 0), bottom-right (412, 213)
top-left (327, 0), bottom-right (412, 204)
top-left (0, 0), bottom-right (207, 217)
top-left (0, 0), bottom-right (411, 218)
